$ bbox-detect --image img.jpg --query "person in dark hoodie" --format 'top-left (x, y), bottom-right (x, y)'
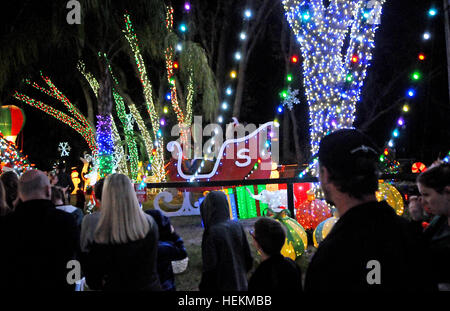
top-left (199, 191), bottom-right (253, 291)
top-left (145, 209), bottom-right (188, 291)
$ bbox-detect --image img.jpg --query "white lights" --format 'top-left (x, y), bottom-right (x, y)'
top-left (423, 32), bottom-right (431, 40)
top-left (234, 52), bottom-right (242, 61)
top-left (282, 0), bottom-right (386, 155)
top-left (221, 102), bottom-right (228, 110)
top-left (240, 32), bottom-right (247, 40)
top-left (244, 9), bottom-right (252, 19)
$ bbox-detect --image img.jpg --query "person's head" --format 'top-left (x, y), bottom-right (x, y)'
top-left (408, 195), bottom-right (424, 221)
top-left (251, 218), bottom-right (286, 258)
top-left (94, 173), bottom-right (150, 244)
top-left (200, 191), bottom-right (230, 231)
top-left (318, 129), bottom-right (380, 205)
top-left (94, 178), bottom-right (105, 204)
top-left (51, 186), bottom-right (65, 206)
top-left (18, 170), bottom-right (52, 202)
top-left (1, 171), bottom-right (19, 209)
top-left (0, 179), bottom-right (10, 216)
top-left (417, 163), bottom-right (450, 217)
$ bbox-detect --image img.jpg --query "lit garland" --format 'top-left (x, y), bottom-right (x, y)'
top-left (96, 114), bottom-right (115, 177)
top-left (13, 92), bottom-right (97, 152)
top-left (77, 60), bottom-right (128, 176)
top-left (380, 5), bottom-right (440, 168)
top-left (77, 61), bottom-right (100, 94)
top-left (165, 6), bottom-right (185, 125)
top-left (0, 132), bottom-right (33, 174)
top-left (164, 5), bottom-right (196, 150)
top-left (123, 13), bottom-right (165, 182)
top-left (104, 59), bottom-right (140, 181)
top-left (111, 88), bottom-right (139, 181)
top-left (111, 121), bottom-right (128, 175)
top-left (283, 0), bottom-right (386, 155)
top-left (25, 72), bottom-right (94, 135)
top-left (217, 7), bottom-right (253, 124)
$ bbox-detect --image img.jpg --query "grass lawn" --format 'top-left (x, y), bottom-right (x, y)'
top-left (170, 215), bottom-right (313, 291)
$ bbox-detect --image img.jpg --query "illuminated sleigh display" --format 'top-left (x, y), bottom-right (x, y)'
top-left (154, 122), bottom-right (277, 216)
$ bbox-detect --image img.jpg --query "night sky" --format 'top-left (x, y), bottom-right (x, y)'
top-left (2, 0), bottom-right (449, 171)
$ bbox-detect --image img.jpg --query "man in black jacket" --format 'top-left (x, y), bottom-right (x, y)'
top-left (1, 170), bottom-right (79, 291)
top-left (304, 129), bottom-right (434, 291)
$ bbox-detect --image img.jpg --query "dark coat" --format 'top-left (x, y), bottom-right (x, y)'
top-left (248, 253), bottom-right (303, 293)
top-left (0, 199), bottom-right (80, 291)
top-left (199, 191), bottom-right (253, 291)
top-left (305, 201), bottom-right (435, 291)
top-left (81, 214), bottom-right (161, 291)
top-left (145, 209), bottom-right (187, 291)
top-left (423, 215), bottom-right (450, 285)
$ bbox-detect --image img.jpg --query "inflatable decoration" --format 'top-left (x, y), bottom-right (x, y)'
top-left (296, 190), bottom-right (332, 230)
top-left (313, 216), bottom-right (339, 247)
top-left (376, 181), bottom-right (404, 216)
top-left (0, 105), bottom-right (25, 143)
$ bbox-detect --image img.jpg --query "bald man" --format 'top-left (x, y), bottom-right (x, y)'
top-left (1, 170), bottom-right (79, 291)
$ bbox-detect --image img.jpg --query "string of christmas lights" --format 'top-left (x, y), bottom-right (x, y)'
top-left (165, 6), bottom-right (185, 126)
top-left (96, 114), bottom-right (115, 177)
top-left (111, 121), bottom-right (128, 175)
top-left (123, 13), bottom-right (165, 182)
top-left (0, 132), bottom-right (33, 174)
top-left (216, 6), bottom-right (254, 124)
top-left (283, 0), bottom-right (386, 156)
top-left (380, 4), bottom-right (441, 172)
top-left (77, 60), bottom-right (130, 176)
top-left (104, 58), bottom-right (140, 181)
top-left (13, 92), bottom-right (97, 152)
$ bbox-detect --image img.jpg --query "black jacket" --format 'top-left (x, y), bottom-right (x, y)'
top-left (248, 253), bottom-right (303, 293)
top-left (145, 209), bottom-right (187, 291)
top-left (423, 215), bottom-right (450, 285)
top-left (305, 201), bottom-right (435, 291)
top-left (199, 191), bottom-right (253, 291)
top-left (81, 214), bottom-right (161, 291)
top-left (0, 199), bottom-right (79, 291)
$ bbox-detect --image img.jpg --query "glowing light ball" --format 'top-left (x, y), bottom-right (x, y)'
top-left (270, 210), bottom-right (308, 260)
top-left (376, 181), bottom-right (404, 216)
top-left (313, 216), bottom-right (338, 248)
top-left (296, 198), bottom-right (332, 230)
top-left (0, 105), bottom-right (26, 143)
top-left (411, 162), bottom-right (427, 173)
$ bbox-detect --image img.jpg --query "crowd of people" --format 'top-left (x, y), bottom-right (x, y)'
top-left (0, 129), bottom-right (449, 292)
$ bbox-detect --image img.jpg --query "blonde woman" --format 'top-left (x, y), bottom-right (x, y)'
top-left (81, 174), bottom-right (161, 291)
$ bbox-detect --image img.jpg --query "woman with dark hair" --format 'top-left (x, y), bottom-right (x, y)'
top-left (417, 163), bottom-right (450, 290)
top-left (0, 171), bottom-right (19, 210)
